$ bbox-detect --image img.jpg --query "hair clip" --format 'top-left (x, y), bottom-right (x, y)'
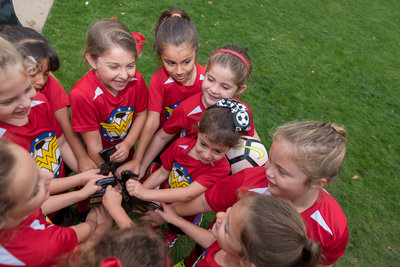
top-left (211, 98), bottom-right (251, 132)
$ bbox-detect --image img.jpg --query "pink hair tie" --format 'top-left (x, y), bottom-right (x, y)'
top-left (211, 49), bottom-right (251, 72)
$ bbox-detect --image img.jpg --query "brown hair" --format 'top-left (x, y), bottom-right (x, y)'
top-left (0, 139), bottom-right (17, 225)
top-left (62, 227), bottom-right (167, 267)
top-left (153, 7), bottom-right (199, 57)
top-left (206, 45), bottom-right (252, 89)
top-left (85, 18), bottom-right (138, 61)
top-left (272, 121), bottom-right (347, 184)
top-left (0, 37), bottom-right (26, 77)
top-left (0, 26), bottom-right (60, 73)
top-left (198, 107), bottom-right (244, 148)
top-left (239, 194), bottom-right (321, 267)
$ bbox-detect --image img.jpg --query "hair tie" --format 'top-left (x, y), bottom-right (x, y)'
top-left (211, 49), bottom-right (250, 73)
top-left (131, 32), bottom-right (146, 54)
top-left (98, 257), bottom-right (122, 267)
top-left (304, 238), bottom-right (314, 251)
top-left (171, 13), bottom-right (182, 18)
top-left (109, 17), bottom-right (146, 54)
top-left (209, 98), bottom-right (251, 132)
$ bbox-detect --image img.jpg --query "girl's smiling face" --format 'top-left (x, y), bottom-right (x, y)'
top-left (4, 144), bottom-right (53, 229)
top-left (30, 58), bottom-right (49, 91)
top-left (201, 63), bottom-right (246, 108)
top-left (265, 139), bottom-right (310, 202)
top-left (0, 65), bottom-right (36, 125)
top-left (161, 43), bottom-right (197, 86)
top-left (86, 46), bottom-right (136, 96)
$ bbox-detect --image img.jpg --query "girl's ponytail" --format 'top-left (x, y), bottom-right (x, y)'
top-left (298, 238), bottom-right (322, 267)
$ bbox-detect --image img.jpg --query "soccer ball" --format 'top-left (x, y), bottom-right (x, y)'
top-left (225, 136), bottom-right (268, 174)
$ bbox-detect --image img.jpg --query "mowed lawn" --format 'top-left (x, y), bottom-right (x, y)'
top-left (43, 0), bottom-right (400, 266)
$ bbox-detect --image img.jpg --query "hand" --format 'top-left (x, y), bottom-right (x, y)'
top-left (102, 185), bottom-right (122, 211)
top-left (126, 179), bottom-right (146, 200)
top-left (95, 205), bottom-right (113, 230)
top-left (110, 142), bottom-right (131, 162)
top-left (85, 207), bottom-right (97, 226)
top-left (76, 169), bottom-right (111, 186)
top-left (79, 177), bottom-right (102, 199)
top-left (115, 158), bottom-right (141, 179)
top-left (155, 202), bottom-right (180, 225)
top-left (77, 156), bottom-right (97, 173)
top-left (140, 210), bottom-right (166, 227)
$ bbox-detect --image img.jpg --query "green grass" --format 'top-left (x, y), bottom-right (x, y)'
top-left (43, 0), bottom-right (400, 266)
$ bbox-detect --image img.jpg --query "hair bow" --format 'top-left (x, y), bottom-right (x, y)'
top-left (98, 257), bottom-right (122, 267)
top-left (109, 17), bottom-right (146, 54)
top-left (212, 98), bottom-right (251, 132)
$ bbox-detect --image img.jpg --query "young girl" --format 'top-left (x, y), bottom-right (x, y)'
top-left (136, 45), bottom-right (258, 178)
top-left (159, 194), bottom-right (321, 267)
top-left (62, 227), bottom-right (168, 267)
top-left (0, 139), bottom-right (113, 267)
top-left (118, 7), bottom-right (204, 176)
top-left (0, 25), bottom-right (97, 172)
top-left (126, 102), bottom-right (249, 204)
top-left (173, 121), bottom-right (349, 266)
top-left (69, 18), bottom-right (148, 167)
top-left (0, 36), bottom-right (77, 178)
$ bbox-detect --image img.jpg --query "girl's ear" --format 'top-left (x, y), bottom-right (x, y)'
top-left (312, 178), bottom-right (328, 188)
top-left (236, 84), bottom-right (247, 96)
top-left (84, 53), bottom-right (97, 69)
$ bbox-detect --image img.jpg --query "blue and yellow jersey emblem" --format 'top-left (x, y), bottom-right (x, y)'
top-left (165, 100), bottom-right (182, 120)
top-left (100, 106), bottom-right (134, 142)
top-left (30, 131), bottom-right (62, 178)
top-left (168, 162), bottom-right (193, 188)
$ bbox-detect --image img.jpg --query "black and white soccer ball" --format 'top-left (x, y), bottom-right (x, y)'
top-left (225, 136), bottom-right (268, 174)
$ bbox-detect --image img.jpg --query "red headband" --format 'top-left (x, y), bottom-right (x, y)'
top-left (211, 49), bottom-right (250, 72)
top-left (110, 17), bottom-right (146, 54)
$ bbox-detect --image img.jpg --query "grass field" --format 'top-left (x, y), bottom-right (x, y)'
top-left (42, 0), bottom-right (400, 266)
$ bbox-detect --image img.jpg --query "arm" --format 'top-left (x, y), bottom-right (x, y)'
top-left (79, 206), bottom-right (113, 248)
top-left (173, 193), bottom-right (212, 216)
top-left (115, 111), bottom-right (161, 177)
top-left (49, 169), bottom-right (107, 195)
top-left (54, 107), bottom-right (97, 172)
top-left (127, 180), bottom-right (207, 203)
top-left (139, 129), bottom-right (175, 178)
top-left (110, 110), bottom-right (147, 163)
top-left (156, 203), bottom-right (216, 249)
top-left (81, 130), bottom-right (104, 167)
top-left (42, 178), bottom-right (101, 214)
top-left (102, 185), bottom-right (135, 229)
top-left (142, 166), bottom-right (170, 189)
top-left (69, 207), bottom-right (97, 243)
top-left (57, 134), bottom-right (78, 173)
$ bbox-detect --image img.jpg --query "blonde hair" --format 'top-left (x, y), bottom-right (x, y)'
top-left (0, 37), bottom-right (26, 77)
top-left (273, 121), bottom-right (347, 184)
top-left (239, 194), bottom-right (321, 267)
top-left (0, 139), bottom-right (17, 225)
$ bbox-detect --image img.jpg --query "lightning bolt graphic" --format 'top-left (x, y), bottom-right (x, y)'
top-left (35, 138), bottom-right (59, 170)
top-left (100, 112), bottom-right (134, 137)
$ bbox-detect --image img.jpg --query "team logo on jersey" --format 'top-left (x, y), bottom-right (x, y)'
top-left (193, 248), bottom-right (208, 266)
top-left (165, 100), bottom-right (182, 120)
top-left (30, 132), bottom-right (62, 178)
top-left (168, 162), bottom-right (193, 188)
top-left (100, 106), bottom-right (134, 142)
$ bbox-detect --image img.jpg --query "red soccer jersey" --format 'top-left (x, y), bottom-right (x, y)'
top-left (163, 93), bottom-right (255, 138)
top-left (193, 241), bottom-right (222, 267)
top-left (148, 63), bottom-right (205, 129)
top-left (0, 209), bottom-right (78, 267)
top-left (0, 93), bottom-right (65, 177)
top-left (205, 166), bottom-right (268, 212)
top-left (301, 188), bottom-right (349, 265)
top-left (38, 75), bottom-right (70, 112)
top-left (69, 69), bottom-right (148, 150)
top-left (160, 137), bottom-right (231, 189)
